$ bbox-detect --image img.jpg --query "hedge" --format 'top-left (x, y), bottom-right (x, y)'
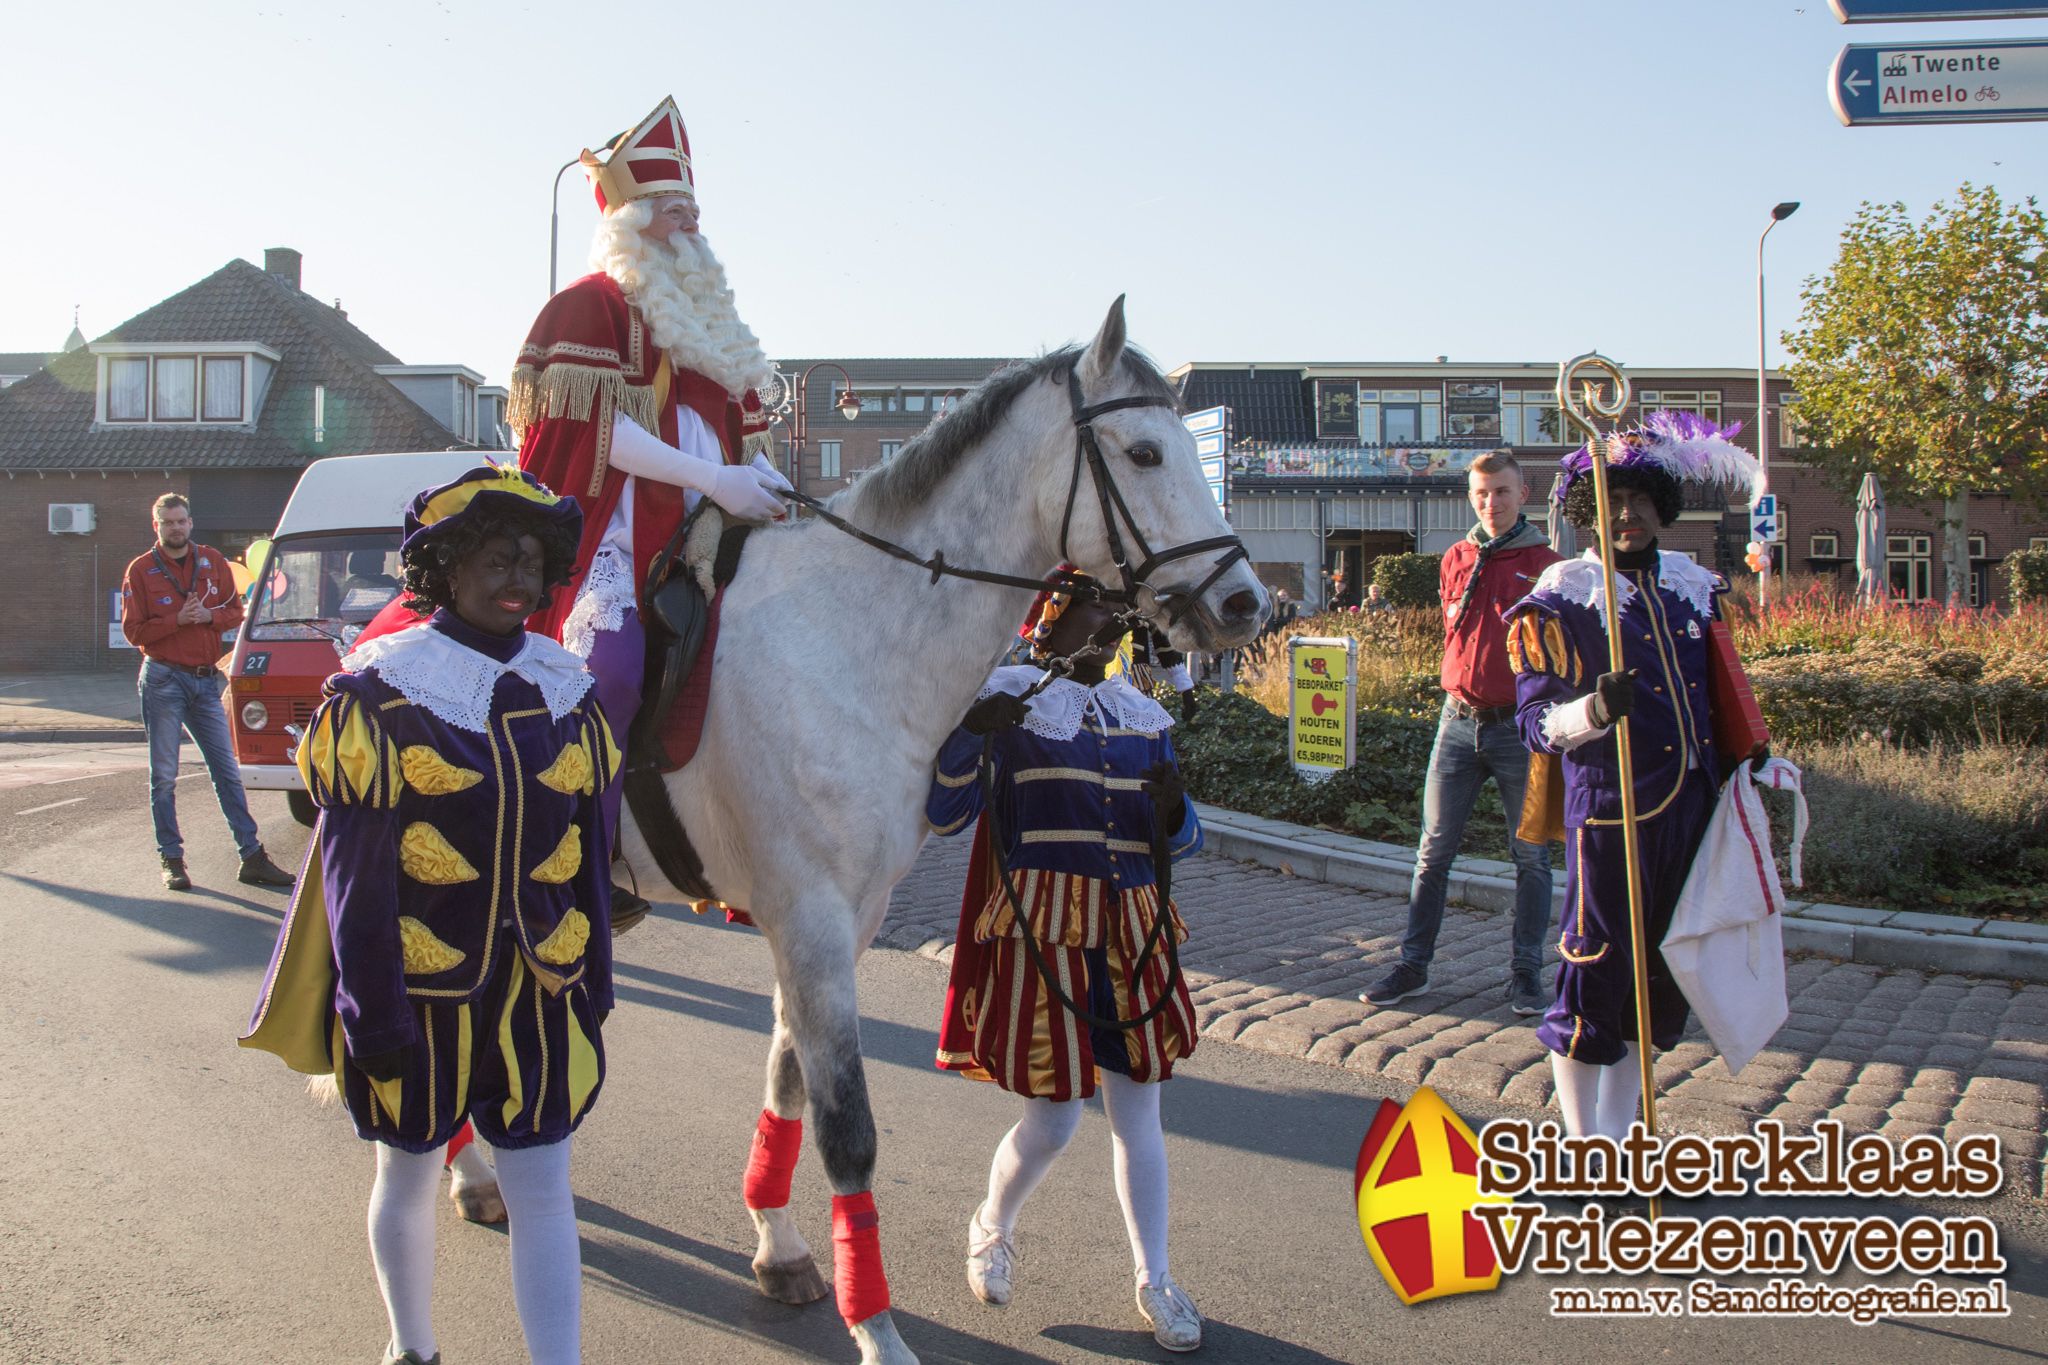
top-left (1371, 553), bottom-right (1441, 609)
top-left (2005, 547), bottom-right (2048, 606)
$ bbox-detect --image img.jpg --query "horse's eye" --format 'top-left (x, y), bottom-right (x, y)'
top-left (1127, 442), bottom-right (1162, 468)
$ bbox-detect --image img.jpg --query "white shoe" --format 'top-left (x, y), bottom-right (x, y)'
top-left (965, 1204), bottom-right (1016, 1306)
top-left (1137, 1274), bottom-right (1203, 1352)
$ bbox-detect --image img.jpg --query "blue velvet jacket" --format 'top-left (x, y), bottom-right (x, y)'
top-left (297, 612), bottom-right (618, 1055)
top-left (1505, 551), bottom-right (1721, 830)
top-left (926, 667), bottom-right (1201, 888)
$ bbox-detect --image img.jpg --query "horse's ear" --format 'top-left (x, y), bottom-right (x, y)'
top-left (1080, 294), bottom-right (1128, 387)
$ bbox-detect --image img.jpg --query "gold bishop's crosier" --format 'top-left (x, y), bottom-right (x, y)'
top-left (1555, 351), bottom-right (1662, 1223)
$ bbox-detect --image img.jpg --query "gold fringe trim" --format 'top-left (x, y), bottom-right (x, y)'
top-left (507, 363), bottom-right (660, 440)
top-left (742, 430), bottom-right (775, 459)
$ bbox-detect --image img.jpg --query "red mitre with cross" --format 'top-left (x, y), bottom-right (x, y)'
top-left (581, 96), bottom-right (695, 212)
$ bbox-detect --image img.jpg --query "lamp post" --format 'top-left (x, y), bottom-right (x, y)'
top-left (549, 130), bottom-right (627, 296)
top-left (765, 363), bottom-right (861, 506)
top-left (1755, 200), bottom-right (1799, 607)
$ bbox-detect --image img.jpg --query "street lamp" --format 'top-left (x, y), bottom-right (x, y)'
top-left (1755, 200), bottom-right (1799, 607)
top-left (549, 130), bottom-right (628, 296)
top-left (764, 363), bottom-right (861, 504)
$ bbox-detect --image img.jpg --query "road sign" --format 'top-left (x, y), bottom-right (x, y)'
top-left (1183, 406), bottom-right (1228, 437)
top-left (1192, 431), bottom-right (1228, 459)
top-left (1750, 494), bottom-right (1782, 546)
top-left (1831, 0), bottom-right (2048, 21)
top-left (1186, 407), bottom-right (1231, 510)
top-left (1287, 636), bottom-right (1357, 782)
top-left (1831, 37), bottom-right (2048, 124)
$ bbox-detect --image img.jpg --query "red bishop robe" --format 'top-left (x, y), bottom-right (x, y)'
top-left (510, 271), bottom-right (765, 641)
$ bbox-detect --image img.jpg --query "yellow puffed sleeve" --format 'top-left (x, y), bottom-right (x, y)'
top-left (296, 691), bottom-right (403, 809)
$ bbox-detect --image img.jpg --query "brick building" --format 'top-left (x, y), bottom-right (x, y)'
top-left (770, 357), bottom-right (1013, 500)
top-left (0, 248), bottom-right (496, 672)
top-left (1173, 360), bottom-right (2047, 609)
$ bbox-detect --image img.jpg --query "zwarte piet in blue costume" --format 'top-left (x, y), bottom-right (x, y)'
top-left (1505, 412), bottom-right (1763, 1142)
top-left (241, 463), bottom-right (617, 1365)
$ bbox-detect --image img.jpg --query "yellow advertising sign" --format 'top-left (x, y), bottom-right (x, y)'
top-left (1288, 637), bottom-right (1356, 780)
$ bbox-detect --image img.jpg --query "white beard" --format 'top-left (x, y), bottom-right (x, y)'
top-left (590, 204), bottom-right (773, 400)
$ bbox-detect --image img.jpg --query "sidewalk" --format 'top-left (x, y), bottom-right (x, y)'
top-left (0, 670), bottom-right (144, 743)
top-left (876, 805), bottom-right (2048, 1199)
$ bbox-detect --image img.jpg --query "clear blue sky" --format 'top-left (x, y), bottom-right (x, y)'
top-left (2, 1), bottom-right (2040, 386)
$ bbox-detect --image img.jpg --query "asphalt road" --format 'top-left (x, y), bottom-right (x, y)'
top-left (3, 741), bottom-right (2043, 1364)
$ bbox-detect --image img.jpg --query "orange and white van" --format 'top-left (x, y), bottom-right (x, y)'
top-left (226, 450), bottom-right (505, 825)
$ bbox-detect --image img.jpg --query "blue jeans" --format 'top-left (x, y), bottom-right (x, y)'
top-left (1400, 697), bottom-right (1554, 976)
top-left (139, 659), bottom-right (261, 861)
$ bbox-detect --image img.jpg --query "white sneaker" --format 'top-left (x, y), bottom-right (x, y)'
top-left (1137, 1274), bottom-right (1203, 1352)
top-left (965, 1204), bottom-right (1016, 1306)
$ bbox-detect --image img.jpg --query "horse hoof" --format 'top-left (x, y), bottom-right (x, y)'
top-left (851, 1309), bottom-right (918, 1364)
top-left (451, 1183), bottom-right (507, 1224)
top-left (753, 1254), bottom-right (829, 1304)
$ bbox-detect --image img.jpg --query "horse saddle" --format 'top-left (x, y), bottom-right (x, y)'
top-left (624, 505), bottom-right (752, 901)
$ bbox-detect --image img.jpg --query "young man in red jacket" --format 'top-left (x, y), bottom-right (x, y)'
top-left (1363, 451), bottom-right (1562, 1015)
top-left (120, 493), bottom-right (295, 892)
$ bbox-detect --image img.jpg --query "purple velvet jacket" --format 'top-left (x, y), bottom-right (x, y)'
top-left (298, 612), bottom-right (617, 1056)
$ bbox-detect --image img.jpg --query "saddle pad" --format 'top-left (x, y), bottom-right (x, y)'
top-left (654, 585), bottom-right (723, 773)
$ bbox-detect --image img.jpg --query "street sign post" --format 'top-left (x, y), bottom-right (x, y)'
top-left (1185, 406), bottom-right (1231, 511)
top-left (1831, 37), bottom-right (2048, 124)
top-left (1750, 493), bottom-right (1782, 546)
top-left (1831, 0), bottom-right (2048, 21)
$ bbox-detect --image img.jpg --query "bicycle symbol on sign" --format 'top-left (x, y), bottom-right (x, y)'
top-left (1976, 84), bottom-right (2002, 101)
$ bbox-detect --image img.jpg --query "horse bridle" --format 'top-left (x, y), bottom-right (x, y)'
top-left (785, 366), bottom-right (1250, 632)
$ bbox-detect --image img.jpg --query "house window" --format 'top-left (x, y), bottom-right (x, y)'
top-left (1353, 388), bottom-right (1442, 446)
top-left (202, 357), bottom-right (244, 420)
top-left (904, 393), bottom-right (926, 413)
top-left (1968, 533), bottom-right (1987, 558)
top-left (933, 393), bottom-right (962, 418)
top-left (818, 440), bottom-right (842, 479)
top-left (1779, 392), bottom-right (1806, 449)
top-left (1887, 533), bottom-right (1933, 602)
top-left (1501, 391), bottom-right (1566, 446)
top-left (879, 440), bottom-right (903, 463)
top-left (153, 357), bottom-right (197, 420)
top-left (1636, 390), bottom-right (1724, 426)
top-left (107, 357), bottom-right (150, 420)
top-left (2032, 537), bottom-right (2048, 552)
top-left (1810, 531), bottom-right (1840, 559)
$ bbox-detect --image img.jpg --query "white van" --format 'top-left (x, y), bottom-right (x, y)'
top-left (226, 450), bottom-right (509, 824)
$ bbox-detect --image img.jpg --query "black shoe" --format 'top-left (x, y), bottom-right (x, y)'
top-left (1361, 962), bottom-right (1428, 1006)
top-left (161, 856), bottom-right (191, 892)
top-left (1509, 968), bottom-right (1548, 1017)
top-left (610, 883), bottom-right (653, 937)
top-left (238, 847), bottom-right (296, 888)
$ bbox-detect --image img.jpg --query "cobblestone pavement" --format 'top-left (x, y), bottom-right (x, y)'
top-left (877, 835), bottom-right (2048, 1199)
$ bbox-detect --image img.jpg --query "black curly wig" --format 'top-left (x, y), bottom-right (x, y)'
top-left (399, 503), bottom-right (581, 615)
top-left (1561, 461), bottom-right (1683, 531)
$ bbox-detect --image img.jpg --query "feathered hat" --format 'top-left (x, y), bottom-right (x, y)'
top-left (401, 464), bottom-right (581, 560)
top-left (1555, 410), bottom-right (1760, 528)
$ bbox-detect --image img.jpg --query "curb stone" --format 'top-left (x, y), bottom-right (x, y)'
top-left (1192, 802), bottom-right (2048, 986)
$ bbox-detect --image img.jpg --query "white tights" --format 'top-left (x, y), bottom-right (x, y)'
top-left (1549, 1043), bottom-right (1644, 1141)
top-left (982, 1071), bottom-right (1173, 1286)
top-left (369, 1138), bottom-right (582, 1364)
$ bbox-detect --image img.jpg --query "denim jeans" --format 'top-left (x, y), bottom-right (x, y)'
top-left (1400, 697), bottom-right (1554, 976)
top-left (138, 659), bottom-right (261, 861)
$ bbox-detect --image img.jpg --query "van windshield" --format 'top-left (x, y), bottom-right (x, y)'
top-left (247, 532), bottom-right (404, 645)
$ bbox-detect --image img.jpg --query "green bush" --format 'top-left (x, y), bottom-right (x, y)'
top-left (2004, 547), bottom-right (2048, 606)
top-left (1745, 638), bottom-right (2048, 747)
top-left (1787, 739), bottom-right (2048, 913)
top-left (1371, 554), bottom-right (1441, 610)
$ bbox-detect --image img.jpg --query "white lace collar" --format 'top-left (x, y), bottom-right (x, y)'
top-left (341, 623), bottom-right (595, 734)
top-left (1532, 550), bottom-right (1722, 620)
top-left (976, 664), bottom-right (1174, 742)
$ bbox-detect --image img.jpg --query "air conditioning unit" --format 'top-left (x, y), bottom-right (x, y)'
top-left (48, 503), bottom-right (96, 534)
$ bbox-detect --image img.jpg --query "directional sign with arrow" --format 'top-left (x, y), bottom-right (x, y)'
top-left (1831, 0), bottom-right (2048, 21)
top-left (1832, 37), bottom-right (2048, 124)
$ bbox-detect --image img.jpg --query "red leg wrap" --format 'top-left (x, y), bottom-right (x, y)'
top-left (831, 1191), bottom-right (891, 1326)
top-left (444, 1120), bottom-right (475, 1166)
top-left (743, 1109), bottom-right (803, 1210)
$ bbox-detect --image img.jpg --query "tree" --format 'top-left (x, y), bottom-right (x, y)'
top-left (1781, 184), bottom-right (2048, 604)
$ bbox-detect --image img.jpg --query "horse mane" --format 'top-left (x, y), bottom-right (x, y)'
top-left (834, 344), bottom-right (1178, 521)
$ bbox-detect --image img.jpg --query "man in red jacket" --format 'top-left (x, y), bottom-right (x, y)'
top-left (1362, 451), bottom-right (1561, 1015)
top-left (120, 493), bottom-right (295, 892)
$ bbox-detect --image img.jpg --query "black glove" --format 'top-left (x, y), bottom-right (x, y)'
top-left (1589, 669), bottom-right (1638, 728)
top-left (354, 1047), bottom-right (409, 1083)
top-left (1751, 743), bottom-right (1771, 768)
top-left (1141, 760), bottom-right (1187, 834)
top-left (1178, 689), bottom-right (1200, 725)
top-left (962, 691), bottom-right (1029, 736)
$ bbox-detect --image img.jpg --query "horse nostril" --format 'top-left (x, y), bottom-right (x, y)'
top-left (1220, 589), bottom-right (1260, 622)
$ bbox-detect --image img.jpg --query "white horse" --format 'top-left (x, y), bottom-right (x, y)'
top-left (621, 299), bottom-right (1267, 1364)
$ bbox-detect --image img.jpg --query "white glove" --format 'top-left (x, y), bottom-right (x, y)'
top-left (705, 463), bottom-right (788, 521)
top-left (749, 452), bottom-right (794, 493)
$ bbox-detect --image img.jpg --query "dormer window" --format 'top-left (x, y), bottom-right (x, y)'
top-left (92, 342), bottom-right (279, 427)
